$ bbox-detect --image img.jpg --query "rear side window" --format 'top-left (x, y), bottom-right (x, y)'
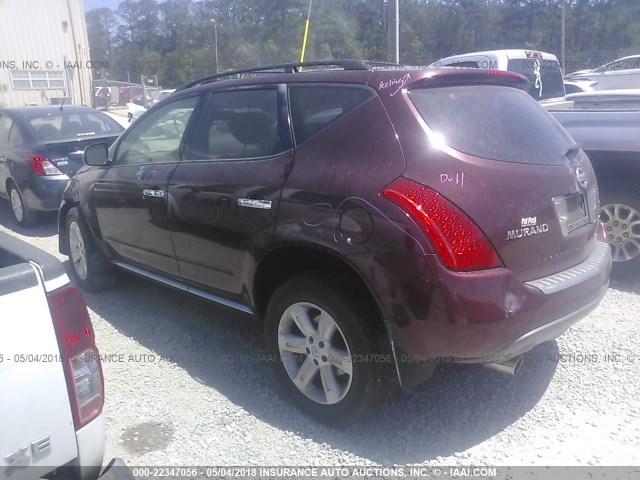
top-left (507, 59), bottom-right (565, 100)
top-left (189, 89), bottom-right (282, 160)
top-left (289, 86), bottom-right (374, 145)
top-left (408, 85), bottom-right (575, 166)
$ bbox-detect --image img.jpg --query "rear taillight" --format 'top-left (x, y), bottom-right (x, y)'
top-left (27, 155), bottom-right (64, 176)
top-left (48, 285), bottom-right (104, 430)
top-left (486, 70), bottom-right (526, 80)
top-left (381, 177), bottom-right (503, 271)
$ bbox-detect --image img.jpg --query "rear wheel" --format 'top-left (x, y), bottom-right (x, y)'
top-left (264, 274), bottom-right (396, 425)
top-left (65, 207), bottom-right (117, 291)
top-left (8, 184), bottom-right (38, 227)
top-left (598, 181), bottom-right (640, 278)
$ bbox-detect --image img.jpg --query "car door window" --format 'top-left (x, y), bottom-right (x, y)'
top-left (187, 89), bottom-right (283, 161)
top-left (115, 96), bottom-right (199, 166)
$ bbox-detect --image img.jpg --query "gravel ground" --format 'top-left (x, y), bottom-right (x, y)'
top-left (1, 202), bottom-right (639, 468)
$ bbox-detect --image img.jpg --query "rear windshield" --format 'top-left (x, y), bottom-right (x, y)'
top-left (408, 85), bottom-right (575, 165)
top-left (27, 111), bottom-right (123, 140)
top-left (507, 58), bottom-right (565, 100)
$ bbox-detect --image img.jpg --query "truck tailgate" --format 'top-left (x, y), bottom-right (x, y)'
top-left (0, 263), bottom-right (77, 479)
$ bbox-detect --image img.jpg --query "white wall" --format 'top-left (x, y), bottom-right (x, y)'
top-left (0, 0), bottom-right (92, 107)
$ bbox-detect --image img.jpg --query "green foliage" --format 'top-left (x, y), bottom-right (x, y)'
top-left (86, 0), bottom-right (640, 87)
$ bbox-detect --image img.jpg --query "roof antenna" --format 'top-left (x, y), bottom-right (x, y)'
top-left (59, 97), bottom-right (66, 111)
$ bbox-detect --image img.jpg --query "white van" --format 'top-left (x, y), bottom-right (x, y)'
top-left (430, 49), bottom-right (566, 101)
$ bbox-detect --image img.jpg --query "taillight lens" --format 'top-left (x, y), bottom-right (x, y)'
top-left (28, 155), bottom-right (64, 176)
top-left (381, 177), bottom-right (503, 271)
top-left (48, 285), bottom-right (104, 429)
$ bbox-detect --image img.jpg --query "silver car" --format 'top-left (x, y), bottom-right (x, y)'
top-left (565, 55), bottom-right (640, 90)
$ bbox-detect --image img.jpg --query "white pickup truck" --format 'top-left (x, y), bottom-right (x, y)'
top-left (0, 232), bottom-right (129, 480)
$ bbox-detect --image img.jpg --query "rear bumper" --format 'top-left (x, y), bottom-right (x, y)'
top-left (22, 175), bottom-right (69, 212)
top-left (351, 240), bottom-right (611, 365)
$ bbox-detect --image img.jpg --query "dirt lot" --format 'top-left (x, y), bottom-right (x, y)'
top-left (1, 202), bottom-right (639, 467)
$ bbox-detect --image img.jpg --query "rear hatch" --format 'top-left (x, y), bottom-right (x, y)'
top-left (393, 80), bottom-right (598, 281)
top-left (43, 135), bottom-right (119, 177)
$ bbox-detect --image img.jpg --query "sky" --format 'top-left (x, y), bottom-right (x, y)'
top-left (84, 0), bottom-right (121, 11)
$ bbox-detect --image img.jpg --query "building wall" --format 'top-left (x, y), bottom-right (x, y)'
top-left (0, 0), bottom-right (92, 108)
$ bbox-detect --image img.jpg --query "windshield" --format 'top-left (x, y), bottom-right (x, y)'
top-left (507, 58), bottom-right (565, 100)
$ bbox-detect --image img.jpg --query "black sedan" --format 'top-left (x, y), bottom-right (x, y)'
top-left (0, 106), bottom-right (124, 226)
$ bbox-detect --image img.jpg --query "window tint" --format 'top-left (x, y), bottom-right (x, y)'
top-left (28, 112), bottom-right (122, 139)
top-left (289, 86), bottom-right (374, 145)
top-left (189, 89), bottom-right (282, 160)
top-left (115, 95), bottom-right (199, 166)
top-left (0, 115), bottom-right (12, 143)
top-left (408, 85), bottom-right (575, 166)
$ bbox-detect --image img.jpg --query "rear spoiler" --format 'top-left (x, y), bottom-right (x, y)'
top-left (372, 68), bottom-right (530, 93)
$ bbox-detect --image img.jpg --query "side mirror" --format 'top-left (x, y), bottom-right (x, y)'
top-left (84, 143), bottom-right (109, 166)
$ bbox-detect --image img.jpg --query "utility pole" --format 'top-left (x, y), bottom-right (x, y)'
top-left (395, 0), bottom-right (400, 64)
top-left (386, 0), bottom-right (400, 64)
top-left (561, 0), bottom-right (566, 74)
top-left (210, 18), bottom-right (219, 73)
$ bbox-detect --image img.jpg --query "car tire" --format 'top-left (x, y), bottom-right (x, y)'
top-left (65, 207), bottom-right (117, 291)
top-left (598, 181), bottom-right (640, 278)
top-left (8, 184), bottom-right (38, 227)
top-left (264, 273), bottom-right (397, 426)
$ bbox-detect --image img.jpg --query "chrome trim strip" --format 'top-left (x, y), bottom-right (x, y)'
top-left (525, 241), bottom-right (611, 295)
top-left (113, 261), bottom-right (253, 314)
top-left (238, 198), bottom-right (272, 210)
top-left (143, 189), bottom-right (166, 198)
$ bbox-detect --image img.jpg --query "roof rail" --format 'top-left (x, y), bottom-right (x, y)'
top-left (174, 59), bottom-right (373, 92)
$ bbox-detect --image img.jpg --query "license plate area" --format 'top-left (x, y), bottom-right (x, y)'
top-left (553, 193), bottom-right (589, 236)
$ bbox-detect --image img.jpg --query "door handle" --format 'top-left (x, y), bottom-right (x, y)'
top-left (143, 188), bottom-right (166, 198)
top-left (238, 198), bottom-right (272, 210)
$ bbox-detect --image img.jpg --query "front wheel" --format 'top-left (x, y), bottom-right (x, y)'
top-left (599, 181), bottom-right (640, 278)
top-left (264, 274), bottom-right (396, 425)
top-left (65, 207), bottom-right (117, 291)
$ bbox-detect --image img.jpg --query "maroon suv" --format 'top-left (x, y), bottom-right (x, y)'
top-left (59, 60), bottom-right (611, 425)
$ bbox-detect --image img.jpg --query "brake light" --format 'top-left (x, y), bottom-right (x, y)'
top-left (381, 177), bottom-right (502, 271)
top-left (28, 155), bottom-right (64, 176)
top-left (48, 285), bottom-right (104, 430)
top-left (486, 70), bottom-right (523, 79)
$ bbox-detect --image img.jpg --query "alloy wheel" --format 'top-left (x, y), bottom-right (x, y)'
top-left (277, 302), bottom-right (353, 405)
top-left (599, 203), bottom-right (640, 262)
top-left (10, 189), bottom-right (23, 223)
top-left (69, 221), bottom-right (88, 280)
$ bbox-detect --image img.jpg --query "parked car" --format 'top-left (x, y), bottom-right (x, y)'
top-left (0, 231), bottom-right (130, 480)
top-left (0, 106), bottom-right (124, 226)
top-left (126, 95), bottom-right (149, 122)
top-left (564, 54), bottom-right (640, 90)
top-left (152, 89), bottom-right (176, 106)
top-left (60, 60), bottom-right (611, 425)
top-left (564, 79), bottom-right (599, 94)
top-left (545, 107), bottom-right (640, 276)
top-left (430, 49), bottom-right (566, 101)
